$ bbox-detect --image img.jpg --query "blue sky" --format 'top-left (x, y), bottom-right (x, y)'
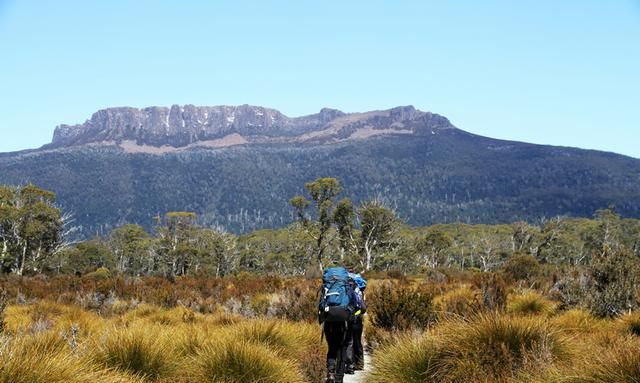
top-left (1, 1), bottom-right (639, 157)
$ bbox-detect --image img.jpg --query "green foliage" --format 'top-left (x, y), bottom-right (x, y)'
top-left (109, 224), bottom-right (150, 275)
top-left (0, 184), bottom-right (64, 275)
top-left (416, 228), bottom-right (453, 268)
top-left (502, 254), bottom-right (542, 281)
top-left (291, 177), bottom-right (344, 271)
top-left (587, 247), bottom-right (640, 317)
top-left (4, 132), bottom-right (640, 237)
top-left (359, 200), bottom-right (400, 271)
top-left (67, 239), bottom-right (116, 274)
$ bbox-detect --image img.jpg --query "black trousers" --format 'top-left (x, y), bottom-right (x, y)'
top-left (325, 321), bottom-right (351, 382)
top-left (351, 316), bottom-right (364, 367)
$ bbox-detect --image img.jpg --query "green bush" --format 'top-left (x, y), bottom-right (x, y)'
top-left (502, 254), bottom-right (542, 282)
top-left (587, 248), bottom-right (640, 318)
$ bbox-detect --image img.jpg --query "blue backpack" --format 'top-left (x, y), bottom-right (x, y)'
top-left (318, 267), bottom-right (355, 323)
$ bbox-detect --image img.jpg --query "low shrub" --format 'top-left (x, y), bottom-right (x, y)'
top-left (473, 272), bottom-right (508, 312)
top-left (367, 281), bottom-right (436, 331)
top-left (502, 254), bottom-right (542, 282)
top-left (364, 322), bottom-right (396, 353)
top-left (270, 283), bottom-right (319, 322)
top-left (435, 285), bottom-right (482, 320)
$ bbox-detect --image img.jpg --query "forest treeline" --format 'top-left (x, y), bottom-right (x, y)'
top-left (1, 179), bottom-right (639, 279)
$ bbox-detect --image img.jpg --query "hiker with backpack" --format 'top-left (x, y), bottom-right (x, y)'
top-left (318, 267), bottom-right (363, 383)
top-left (347, 272), bottom-right (367, 372)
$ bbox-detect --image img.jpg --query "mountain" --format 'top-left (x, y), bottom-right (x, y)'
top-left (1, 104), bottom-right (640, 236)
top-left (45, 104), bottom-right (450, 150)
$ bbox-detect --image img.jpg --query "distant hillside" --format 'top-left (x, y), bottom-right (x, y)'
top-left (1, 104), bottom-right (639, 236)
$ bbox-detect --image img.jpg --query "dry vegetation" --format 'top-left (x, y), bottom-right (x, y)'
top-left (364, 276), bottom-right (640, 383)
top-left (1, 271), bottom-right (640, 382)
top-left (0, 299), bottom-right (325, 383)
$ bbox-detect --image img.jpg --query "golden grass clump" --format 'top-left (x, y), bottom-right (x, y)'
top-left (3, 301), bottom-right (104, 339)
top-left (0, 332), bottom-right (140, 383)
top-left (89, 324), bottom-right (177, 380)
top-left (618, 312), bottom-right (640, 336)
top-left (231, 320), bottom-right (311, 357)
top-left (367, 314), bottom-right (569, 383)
top-left (550, 309), bottom-right (604, 334)
top-left (519, 336), bottom-right (640, 383)
top-left (203, 310), bottom-right (243, 326)
top-left (190, 339), bottom-right (305, 383)
top-left (144, 306), bottom-right (202, 326)
top-left (227, 319), bottom-right (326, 382)
top-left (367, 335), bottom-right (439, 383)
top-left (507, 291), bottom-right (557, 316)
top-left (435, 285), bottom-right (482, 319)
top-left (579, 336), bottom-right (640, 383)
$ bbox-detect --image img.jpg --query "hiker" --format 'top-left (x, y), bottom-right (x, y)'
top-left (347, 272), bottom-right (367, 372)
top-left (318, 267), bottom-right (359, 383)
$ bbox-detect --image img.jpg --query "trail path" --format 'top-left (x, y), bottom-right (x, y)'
top-left (343, 351), bottom-right (372, 383)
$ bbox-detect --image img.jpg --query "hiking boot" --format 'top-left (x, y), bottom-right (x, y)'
top-left (345, 364), bottom-right (355, 374)
top-left (324, 372), bottom-right (336, 383)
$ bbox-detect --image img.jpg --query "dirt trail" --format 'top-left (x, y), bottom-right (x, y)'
top-left (343, 351), bottom-right (371, 383)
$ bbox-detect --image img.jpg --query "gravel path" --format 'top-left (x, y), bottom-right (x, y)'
top-left (343, 351), bottom-right (372, 383)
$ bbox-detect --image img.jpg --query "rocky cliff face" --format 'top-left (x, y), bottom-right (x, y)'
top-left (48, 105), bottom-right (454, 149)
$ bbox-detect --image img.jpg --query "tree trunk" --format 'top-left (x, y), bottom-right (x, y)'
top-left (17, 243), bottom-right (27, 276)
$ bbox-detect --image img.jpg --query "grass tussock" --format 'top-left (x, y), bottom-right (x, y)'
top-left (519, 337), bottom-right (640, 383)
top-left (507, 291), bottom-right (557, 316)
top-left (435, 285), bottom-right (482, 320)
top-left (583, 337), bottom-right (640, 383)
top-left (551, 309), bottom-right (610, 335)
top-left (618, 312), bottom-right (640, 336)
top-left (90, 324), bottom-right (177, 380)
top-left (4, 301), bottom-right (103, 337)
top-left (190, 339), bottom-right (305, 383)
top-left (228, 320), bottom-right (326, 382)
top-left (367, 334), bottom-right (439, 383)
top-left (0, 333), bottom-right (141, 383)
top-left (368, 314), bottom-right (569, 383)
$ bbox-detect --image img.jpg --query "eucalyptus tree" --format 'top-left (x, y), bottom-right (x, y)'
top-left (358, 200), bottom-right (400, 271)
top-left (290, 177), bottom-right (343, 272)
